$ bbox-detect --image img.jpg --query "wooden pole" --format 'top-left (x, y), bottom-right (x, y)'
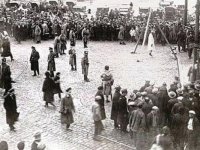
top-left (131, 30), bottom-right (143, 53)
top-left (194, 0), bottom-right (200, 80)
top-left (184, 0), bottom-right (188, 26)
top-left (142, 8), bottom-right (152, 47)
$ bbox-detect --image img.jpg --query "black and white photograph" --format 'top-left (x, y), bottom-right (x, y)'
top-left (0, 0), bottom-right (200, 149)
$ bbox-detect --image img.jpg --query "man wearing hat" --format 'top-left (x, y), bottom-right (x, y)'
top-left (186, 110), bottom-right (200, 150)
top-left (167, 91), bottom-right (178, 127)
top-left (30, 46), bottom-right (40, 76)
top-left (146, 106), bottom-right (160, 136)
top-left (92, 96), bottom-right (103, 140)
top-left (3, 88), bottom-right (19, 130)
top-left (171, 107), bottom-right (185, 150)
top-left (81, 51), bottom-right (89, 82)
top-left (129, 102), bottom-right (146, 149)
top-left (47, 47), bottom-right (56, 77)
top-left (31, 132), bottom-right (41, 150)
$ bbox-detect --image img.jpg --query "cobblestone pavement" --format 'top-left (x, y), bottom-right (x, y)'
top-left (0, 39), bottom-right (190, 150)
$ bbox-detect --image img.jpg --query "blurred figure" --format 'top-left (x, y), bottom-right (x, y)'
top-left (92, 96), bottom-right (103, 141)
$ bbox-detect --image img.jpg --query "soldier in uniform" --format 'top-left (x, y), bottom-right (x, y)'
top-left (47, 47), bottom-right (56, 77)
top-left (81, 51), bottom-right (89, 82)
top-left (82, 26), bottom-right (90, 48)
top-left (30, 46), bottom-right (40, 76)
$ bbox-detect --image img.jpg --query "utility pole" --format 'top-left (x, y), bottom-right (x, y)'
top-left (194, 0), bottom-right (200, 80)
top-left (194, 0), bottom-right (199, 63)
top-left (184, 0), bottom-right (188, 26)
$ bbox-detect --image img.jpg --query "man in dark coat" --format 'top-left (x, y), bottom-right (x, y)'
top-left (30, 46), bottom-right (40, 76)
top-left (117, 89), bottom-right (128, 132)
top-left (42, 71), bottom-right (55, 107)
top-left (47, 47), bottom-right (56, 77)
top-left (111, 85), bottom-right (121, 129)
top-left (1, 57), bottom-right (12, 94)
top-left (3, 88), bottom-right (19, 130)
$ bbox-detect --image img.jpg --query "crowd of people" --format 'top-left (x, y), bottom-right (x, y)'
top-left (0, 2), bottom-right (196, 50)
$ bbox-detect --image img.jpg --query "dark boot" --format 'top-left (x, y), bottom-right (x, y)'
top-left (84, 75), bottom-right (86, 81)
top-left (71, 65), bottom-right (74, 71)
top-left (66, 124), bottom-right (70, 129)
top-left (86, 76), bottom-right (90, 82)
top-left (9, 124), bottom-right (15, 131)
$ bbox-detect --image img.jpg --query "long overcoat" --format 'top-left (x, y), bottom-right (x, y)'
top-left (47, 53), bottom-right (56, 71)
top-left (95, 91), bottom-right (106, 120)
top-left (1, 64), bottom-right (12, 90)
top-left (2, 37), bottom-right (11, 57)
top-left (111, 90), bottom-right (121, 121)
top-left (81, 56), bottom-right (89, 76)
top-left (42, 77), bottom-right (55, 103)
top-left (60, 95), bottom-right (75, 124)
top-left (117, 95), bottom-right (128, 126)
top-left (30, 51), bottom-right (40, 71)
top-left (3, 93), bottom-right (18, 125)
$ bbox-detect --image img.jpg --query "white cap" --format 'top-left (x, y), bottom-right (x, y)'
top-left (189, 110), bottom-right (196, 115)
top-left (177, 96), bottom-right (183, 101)
top-left (152, 106), bottom-right (159, 110)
